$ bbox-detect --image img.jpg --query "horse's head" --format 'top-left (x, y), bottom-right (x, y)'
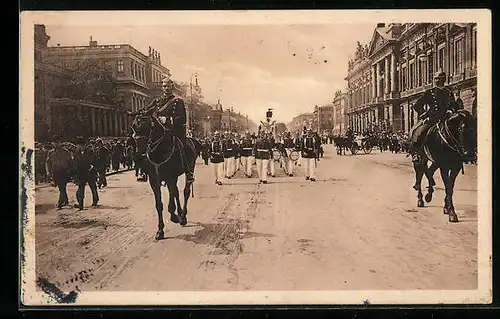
top-left (446, 109), bottom-right (477, 155)
top-left (128, 110), bottom-right (169, 155)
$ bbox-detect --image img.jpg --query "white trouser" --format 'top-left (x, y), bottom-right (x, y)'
top-left (212, 162), bottom-right (224, 182)
top-left (268, 159), bottom-right (275, 176)
top-left (242, 156), bottom-right (253, 176)
top-left (303, 157), bottom-right (315, 179)
top-left (224, 157), bottom-right (234, 177)
top-left (286, 148), bottom-right (294, 175)
top-left (235, 156), bottom-right (240, 171)
top-left (256, 159), bottom-right (269, 181)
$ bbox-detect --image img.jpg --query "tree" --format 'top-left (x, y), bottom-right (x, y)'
top-left (174, 81), bottom-right (204, 105)
top-left (54, 59), bottom-right (118, 105)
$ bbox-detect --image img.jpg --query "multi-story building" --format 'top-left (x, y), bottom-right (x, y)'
top-left (35, 25), bottom-right (133, 140)
top-left (288, 113), bottom-right (315, 134)
top-left (332, 90), bottom-right (348, 135)
top-left (345, 23), bottom-right (477, 134)
top-left (43, 38), bottom-right (171, 113)
top-left (35, 25), bottom-right (174, 140)
top-left (314, 104), bottom-right (334, 133)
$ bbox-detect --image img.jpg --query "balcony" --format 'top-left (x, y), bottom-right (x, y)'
top-left (450, 73), bottom-right (465, 84)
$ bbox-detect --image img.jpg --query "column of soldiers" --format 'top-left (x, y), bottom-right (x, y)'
top-left (203, 126), bottom-right (322, 185)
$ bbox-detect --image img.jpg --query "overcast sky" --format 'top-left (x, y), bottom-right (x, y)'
top-left (45, 24), bottom-right (375, 123)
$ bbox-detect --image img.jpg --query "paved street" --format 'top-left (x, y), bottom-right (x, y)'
top-left (35, 144), bottom-right (478, 292)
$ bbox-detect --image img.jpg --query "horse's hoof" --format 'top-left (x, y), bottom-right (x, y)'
top-left (170, 214), bottom-right (179, 224)
top-left (180, 216), bottom-right (187, 226)
top-left (425, 193), bottom-right (433, 203)
top-left (155, 230), bottom-right (165, 241)
top-left (417, 199), bottom-right (424, 207)
top-left (449, 213), bottom-right (459, 223)
top-left (443, 207), bottom-right (450, 215)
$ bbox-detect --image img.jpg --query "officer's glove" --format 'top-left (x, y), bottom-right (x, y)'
top-left (423, 117), bottom-right (430, 124)
top-left (446, 110), bottom-right (453, 116)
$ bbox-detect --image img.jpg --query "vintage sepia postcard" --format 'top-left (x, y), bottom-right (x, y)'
top-left (20, 9), bottom-right (492, 306)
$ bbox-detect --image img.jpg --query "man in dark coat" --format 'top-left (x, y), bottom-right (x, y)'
top-left (73, 136), bottom-right (99, 210)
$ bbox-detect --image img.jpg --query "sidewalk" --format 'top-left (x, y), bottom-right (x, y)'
top-left (34, 166), bottom-right (134, 190)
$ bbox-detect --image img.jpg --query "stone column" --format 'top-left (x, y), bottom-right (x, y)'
top-left (114, 112), bottom-right (119, 136)
top-left (385, 56), bottom-right (390, 95)
top-left (375, 62), bottom-right (381, 98)
top-left (371, 65), bottom-right (377, 99)
top-left (391, 52), bottom-right (397, 93)
top-left (91, 108), bottom-right (96, 136)
top-left (104, 111), bottom-right (109, 137)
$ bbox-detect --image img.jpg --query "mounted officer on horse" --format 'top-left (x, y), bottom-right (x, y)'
top-left (408, 69), bottom-right (475, 163)
top-left (139, 76), bottom-right (195, 183)
top-left (408, 69), bottom-right (477, 223)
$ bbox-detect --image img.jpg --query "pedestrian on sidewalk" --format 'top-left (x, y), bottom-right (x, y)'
top-left (73, 136), bottom-right (99, 210)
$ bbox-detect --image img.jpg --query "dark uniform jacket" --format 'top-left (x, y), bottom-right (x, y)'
top-left (223, 138), bottom-right (236, 158)
top-left (252, 138), bottom-right (273, 160)
top-left (413, 86), bottom-right (458, 121)
top-left (301, 135), bottom-right (318, 158)
top-left (146, 93), bottom-right (187, 138)
top-left (74, 145), bottom-right (97, 178)
top-left (240, 138), bottom-right (254, 157)
top-left (209, 140), bottom-right (224, 164)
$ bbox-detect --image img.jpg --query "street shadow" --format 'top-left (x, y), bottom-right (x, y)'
top-left (434, 186), bottom-right (477, 193)
top-left (35, 203), bottom-right (54, 215)
top-left (169, 221), bottom-right (274, 253)
top-left (54, 218), bottom-right (109, 229)
top-left (101, 186), bottom-right (133, 189)
top-left (92, 205), bottom-right (130, 211)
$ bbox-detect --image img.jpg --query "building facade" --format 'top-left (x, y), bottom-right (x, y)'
top-left (35, 24), bottom-right (132, 141)
top-left (332, 90), bottom-right (348, 135)
top-left (288, 113), bottom-right (315, 134)
top-left (314, 104), bottom-right (334, 133)
top-left (345, 23), bottom-right (477, 134)
top-left (43, 38), bottom-right (171, 114)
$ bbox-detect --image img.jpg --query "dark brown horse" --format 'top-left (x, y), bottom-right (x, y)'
top-left (129, 111), bottom-right (202, 240)
top-left (412, 109), bottom-right (477, 222)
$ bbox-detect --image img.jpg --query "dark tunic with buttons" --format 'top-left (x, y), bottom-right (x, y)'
top-left (410, 86), bottom-right (458, 144)
top-left (301, 136), bottom-right (318, 159)
top-left (209, 140), bottom-right (224, 164)
top-left (240, 138), bottom-right (254, 157)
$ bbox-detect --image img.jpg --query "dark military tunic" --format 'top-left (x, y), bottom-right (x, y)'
top-left (146, 93), bottom-right (187, 139)
top-left (239, 138), bottom-right (254, 157)
top-left (209, 140), bottom-right (224, 164)
top-left (223, 138), bottom-right (236, 159)
top-left (413, 86), bottom-right (458, 121)
top-left (301, 135), bottom-right (318, 159)
top-left (253, 138), bottom-right (272, 160)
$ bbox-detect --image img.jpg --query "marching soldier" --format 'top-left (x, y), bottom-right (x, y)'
top-left (408, 69), bottom-right (473, 162)
top-left (209, 131), bottom-right (224, 185)
top-left (240, 131), bottom-right (254, 178)
top-left (253, 131), bottom-right (273, 184)
top-left (201, 137), bottom-right (210, 166)
top-left (142, 77), bottom-right (195, 183)
top-left (223, 131), bottom-right (236, 179)
top-left (267, 132), bottom-right (276, 178)
top-left (283, 131), bottom-right (296, 177)
top-left (73, 136), bottom-right (99, 210)
top-left (234, 133), bottom-right (241, 173)
top-left (301, 128), bottom-right (318, 181)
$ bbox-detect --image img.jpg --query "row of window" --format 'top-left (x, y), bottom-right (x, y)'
top-left (116, 59), bottom-right (166, 84)
top-left (131, 93), bottom-right (147, 112)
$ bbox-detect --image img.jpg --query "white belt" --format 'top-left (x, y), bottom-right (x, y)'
top-left (226, 148), bottom-right (233, 151)
top-left (257, 149), bottom-right (269, 152)
top-left (242, 148), bottom-right (252, 150)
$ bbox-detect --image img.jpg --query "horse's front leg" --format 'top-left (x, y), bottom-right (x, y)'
top-left (413, 159), bottom-right (426, 207)
top-left (424, 162), bottom-right (438, 203)
top-left (148, 175), bottom-right (165, 240)
top-left (182, 178), bottom-right (193, 227)
top-left (166, 179), bottom-right (179, 224)
top-left (440, 165), bottom-right (461, 223)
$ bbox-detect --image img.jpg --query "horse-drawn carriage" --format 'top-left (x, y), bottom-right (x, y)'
top-left (347, 135), bottom-right (374, 155)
